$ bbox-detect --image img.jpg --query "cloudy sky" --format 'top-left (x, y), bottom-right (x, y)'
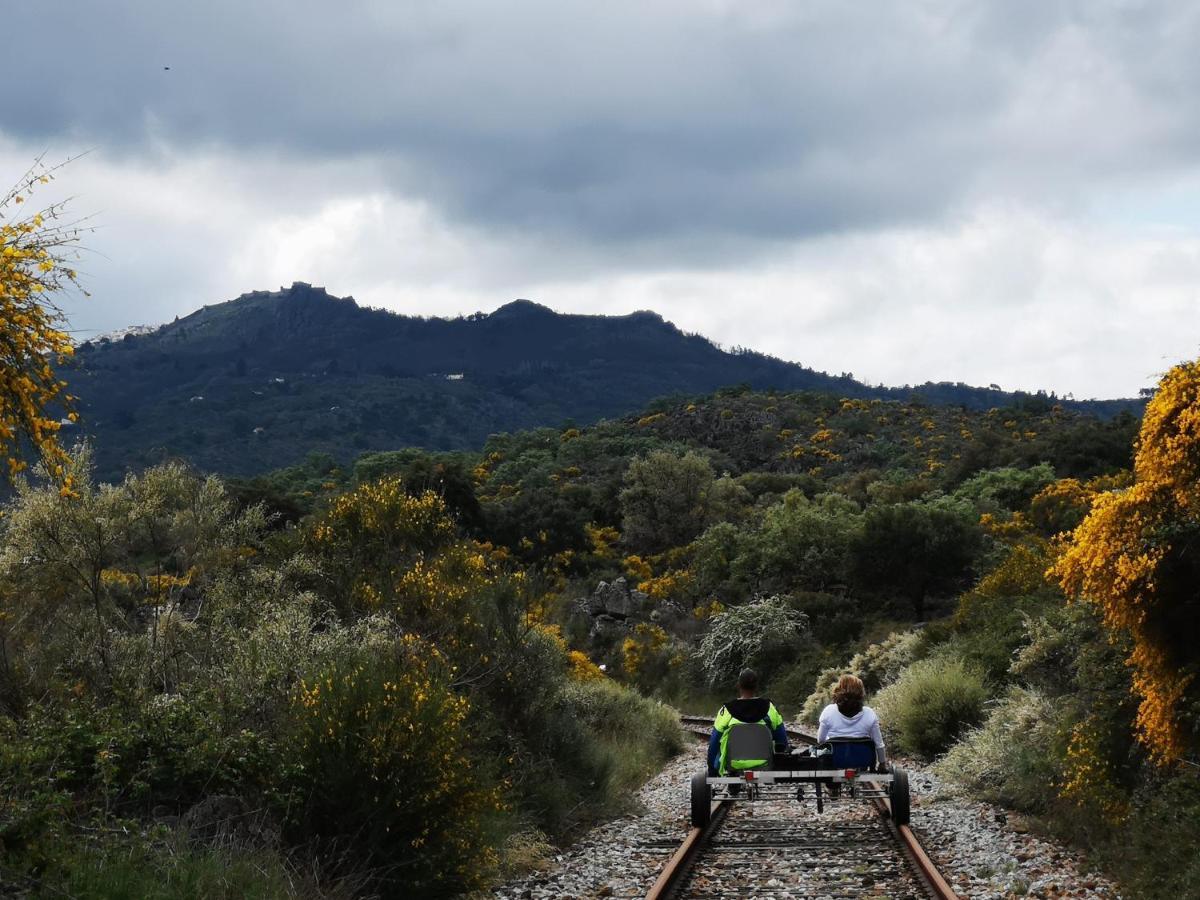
top-left (6, 0), bottom-right (1200, 398)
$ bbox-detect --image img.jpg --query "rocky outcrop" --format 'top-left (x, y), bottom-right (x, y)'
top-left (574, 577), bottom-right (651, 643)
top-left (577, 577), bottom-right (648, 621)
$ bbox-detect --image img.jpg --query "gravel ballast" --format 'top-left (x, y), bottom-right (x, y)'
top-left (492, 745), bottom-right (706, 899)
top-left (907, 763), bottom-right (1120, 899)
top-left (491, 730), bottom-right (1123, 899)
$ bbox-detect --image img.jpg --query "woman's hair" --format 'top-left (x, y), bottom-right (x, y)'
top-left (832, 673), bottom-right (865, 716)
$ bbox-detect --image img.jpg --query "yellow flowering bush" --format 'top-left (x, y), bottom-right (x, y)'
top-left (288, 636), bottom-right (504, 895)
top-left (978, 510), bottom-right (1032, 540)
top-left (585, 523), bottom-right (620, 560)
top-left (1, 160), bottom-right (86, 490)
top-left (809, 427), bottom-right (836, 444)
top-left (636, 569), bottom-right (692, 601)
top-left (1059, 715), bottom-right (1130, 825)
top-left (621, 623), bottom-right (669, 678)
top-left (1053, 360), bottom-right (1200, 762)
top-left (306, 478), bottom-right (495, 637)
top-left (623, 554), bottom-right (652, 582)
top-left (1028, 473), bottom-right (1130, 537)
top-left (567, 649), bottom-right (604, 681)
top-left (1028, 478), bottom-right (1093, 535)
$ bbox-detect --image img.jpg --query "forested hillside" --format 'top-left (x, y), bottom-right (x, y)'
top-left (220, 379), bottom-right (1198, 895)
top-left (62, 282), bottom-right (1142, 483)
top-left (6, 365), bottom-right (1200, 895)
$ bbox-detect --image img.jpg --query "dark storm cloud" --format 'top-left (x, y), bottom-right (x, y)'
top-left (3, 0), bottom-right (1200, 401)
top-left (12, 0), bottom-right (1197, 253)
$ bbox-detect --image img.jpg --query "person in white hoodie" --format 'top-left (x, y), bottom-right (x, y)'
top-left (817, 673), bottom-right (887, 769)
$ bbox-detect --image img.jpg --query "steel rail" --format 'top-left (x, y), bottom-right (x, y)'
top-left (650, 716), bottom-right (959, 900)
top-left (644, 797), bottom-right (730, 900)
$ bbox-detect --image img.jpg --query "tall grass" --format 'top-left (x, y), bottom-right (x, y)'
top-left (15, 832), bottom-right (349, 900)
top-left (873, 655), bottom-right (987, 759)
top-left (935, 687), bottom-right (1063, 809)
top-left (559, 678), bottom-right (684, 801)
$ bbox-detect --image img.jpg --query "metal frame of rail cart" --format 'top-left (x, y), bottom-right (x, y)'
top-left (690, 729), bottom-right (910, 828)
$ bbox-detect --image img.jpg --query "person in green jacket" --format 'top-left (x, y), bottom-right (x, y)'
top-left (708, 668), bottom-right (789, 775)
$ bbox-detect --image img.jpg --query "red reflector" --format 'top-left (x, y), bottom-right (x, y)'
top-left (844, 768), bottom-right (856, 779)
top-left (745, 771), bottom-right (755, 781)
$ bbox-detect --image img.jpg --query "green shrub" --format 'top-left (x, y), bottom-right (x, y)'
top-left (558, 678), bottom-right (683, 790)
top-left (951, 464), bottom-right (1057, 514)
top-left (530, 679), bottom-right (686, 828)
top-left (848, 629), bottom-right (923, 693)
top-left (480, 648), bottom-right (602, 834)
top-left (1111, 769), bottom-right (1200, 899)
top-left (790, 590), bottom-right (865, 648)
top-left (873, 655), bottom-right (987, 759)
top-left (799, 630), bottom-right (921, 724)
top-left (695, 595), bottom-right (807, 688)
top-left (471, 626), bottom-right (683, 835)
top-left (769, 653), bottom-right (831, 721)
top-left (284, 635), bottom-right (503, 897)
top-left (934, 687), bottom-right (1065, 811)
top-left (0, 695), bottom-right (283, 816)
top-left (945, 540), bottom-right (1062, 683)
top-left (0, 456), bottom-right (265, 713)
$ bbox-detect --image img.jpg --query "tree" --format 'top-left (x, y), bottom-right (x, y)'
top-left (689, 522), bottom-right (747, 600)
top-left (952, 463), bottom-right (1057, 514)
top-left (706, 474), bottom-right (753, 525)
top-left (0, 160), bottom-right (86, 487)
top-left (742, 490), bottom-right (861, 593)
top-left (695, 595), bottom-right (807, 687)
top-left (1054, 359), bottom-right (1200, 762)
top-left (353, 449), bottom-right (484, 533)
top-left (0, 453), bottom-right (262, 712)
top-left (850, 501), bottom-right (981, 619)
top-left (620, 450), bottom-right (714, 552)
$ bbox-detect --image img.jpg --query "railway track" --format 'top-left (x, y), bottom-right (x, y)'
top-left (647, 716), bottom-right (959, 900)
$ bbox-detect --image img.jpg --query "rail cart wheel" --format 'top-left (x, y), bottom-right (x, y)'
top-left (889, 766), bottom-right (911, 825)
top-left (690, 772), bottom-right (712, 828)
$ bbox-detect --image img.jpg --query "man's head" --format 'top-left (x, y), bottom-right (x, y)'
top-left (736, 668), bottom-right (759, 697)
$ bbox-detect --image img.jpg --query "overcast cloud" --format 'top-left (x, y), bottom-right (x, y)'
top-left (5, 0), bottom-right (1200, 397)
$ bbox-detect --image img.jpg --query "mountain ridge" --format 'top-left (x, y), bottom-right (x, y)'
top-left (62, 283), bottom-right (1143, 482)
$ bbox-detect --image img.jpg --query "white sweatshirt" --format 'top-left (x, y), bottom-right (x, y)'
top-left (817, 703), bottom-right (886, 764)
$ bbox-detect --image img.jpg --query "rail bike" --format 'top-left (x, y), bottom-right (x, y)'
top-left (690, 726), bottom-right (911, 828)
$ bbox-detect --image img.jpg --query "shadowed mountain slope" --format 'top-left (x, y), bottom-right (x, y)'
top-left (63, 283), bottom-right (1142, 481)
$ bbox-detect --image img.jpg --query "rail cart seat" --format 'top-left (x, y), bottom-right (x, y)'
top-left (823, 737), bottom-right (878, 770)
top-left (725, 722), bottom-right (776, 771)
